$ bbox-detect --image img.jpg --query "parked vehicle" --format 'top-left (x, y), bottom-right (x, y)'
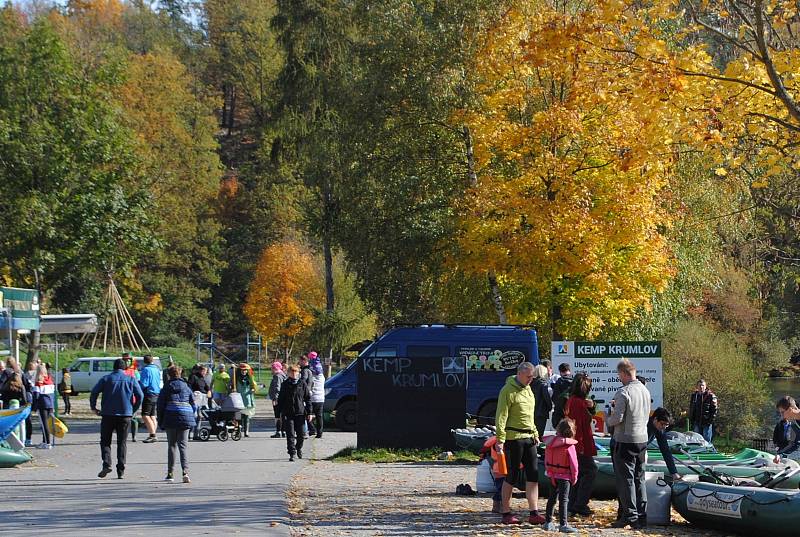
top-left (324, 324), bottom-right (540, 431)
top-left (59, 356), bottom-right (162, 395)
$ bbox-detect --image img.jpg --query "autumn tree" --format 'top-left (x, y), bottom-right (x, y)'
top-left (244, 241), bottom-right (324, 359)
top-left (457, 1), bottom-right (709, 338)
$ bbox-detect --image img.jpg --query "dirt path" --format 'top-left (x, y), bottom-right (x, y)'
top-left (288, 461), bottom-right (731, 536)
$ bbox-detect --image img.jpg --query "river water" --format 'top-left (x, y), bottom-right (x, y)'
top-left (766, 377), bottom-right (800, 402)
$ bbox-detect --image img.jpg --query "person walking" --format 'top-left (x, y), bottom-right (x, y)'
top-left (494, 361), bottom-right (545, 526)
top-left (138, 354), bottom-right (162, 443)
top-left (90, 358), bottom-right (143, 479)
top-left (564, 372), bottom-right (597, 517)
top-left (688, 379), bottom-right (717, 443)
top-left (31, 364), bottom-right (55, 449)
top-left (188, 364), bottom-right (212, 440)
top-left (157, 365), bottom-right (196, 483)
top-left (606, 358), bottom-right (651, 529)
top-left (269, 362), bottom-right (287, 438)
top-left (531, 364), bottom-right (552, 439)
top-left (58, 368), bottom-right (72, 415)
top-left (122, 355), bottom-right (141, 442)
top-left (309, 362), bottom-right (325, 439)
top-left (277, 365), bottom-right (310, 462)
top-left (551, 363), bottom-right (574, 428)
top-left (542, 418), bottom-right (579, 534)
top-left (236, 363), bottom-right (258, 437)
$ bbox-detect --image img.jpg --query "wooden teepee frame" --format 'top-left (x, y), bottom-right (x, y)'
top-left (90, 275), bottom-right (150, 353)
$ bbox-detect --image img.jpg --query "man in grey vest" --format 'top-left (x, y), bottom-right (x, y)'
top-left (606, 358), bottom-right (650, 529)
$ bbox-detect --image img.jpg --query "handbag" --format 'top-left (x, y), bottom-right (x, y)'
top-left (48, 416), bottom-right (69, 438)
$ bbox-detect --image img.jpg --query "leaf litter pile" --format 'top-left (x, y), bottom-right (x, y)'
top-left (288, 461), bottom-right (731, 536)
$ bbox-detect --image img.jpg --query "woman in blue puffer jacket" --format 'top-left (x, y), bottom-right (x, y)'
top-left (157, 365), bottom-right (196, 483)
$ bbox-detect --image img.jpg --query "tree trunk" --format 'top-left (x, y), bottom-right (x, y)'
top-left (488, 271), bottom-right (508, 324)
top-left (25, 268), bottom-right (41, 368)
top-left (551, 302), bottom-right (563, 342)
top-left (323, 181), bottom-right (335, 365)
top-left (466, 125), bottom-right (509, 325)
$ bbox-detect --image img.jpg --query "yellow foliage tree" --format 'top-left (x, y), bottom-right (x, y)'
top-left (456, 1), bottom-right (709, 338)
top-left (244, 241), bottom-right (324, 358)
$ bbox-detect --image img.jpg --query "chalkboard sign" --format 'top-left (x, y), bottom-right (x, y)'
top-left (357, 355), bottom-right (466, 449)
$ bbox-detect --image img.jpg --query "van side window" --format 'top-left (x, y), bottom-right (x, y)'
top-left (93, 360), bottom-right (114, 372)
top-left (374, 347), bottom-right (397, 358)
top-left (407, 345), bottom-right (450, 358)
top-left (71, 361), bottom-right (90, 373)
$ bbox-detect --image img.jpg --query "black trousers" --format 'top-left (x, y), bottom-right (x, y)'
top-left (546, 478), bottom-right (570, 526)
top-left (534, 415), bottom-right (548, 440)
top-left (569, 454), bottom-right (597, 510)
top-left (284, 414), bottom-right (306, 455)
top-left (311, 402), bottom-right (323, 437)
top-left (100, 415), bottom-right (131, 471)
top-left (61, 394), bottom-right (71, 414)
top-left (38, 408), bottom-right (53, 444)
top-left (612, 441), bottom-right (648, 523)
top-left (505, 437), bottom-right (538, 485)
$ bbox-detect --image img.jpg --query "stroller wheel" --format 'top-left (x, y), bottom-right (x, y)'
top-left (198, 428), bottom-right (210, 442)
top-left (217, 429), bottom-right (229, 442)
top-left (231, 428), bottom-right (242, 441)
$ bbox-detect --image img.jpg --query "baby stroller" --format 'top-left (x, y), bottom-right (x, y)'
top-left (197, 407), bottom-right (242, 442)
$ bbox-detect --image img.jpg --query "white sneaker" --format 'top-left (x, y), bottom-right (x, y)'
top-left (182, 474), bottom-right (191, 483)
top-left (36, 443), bottom-right (52, 450)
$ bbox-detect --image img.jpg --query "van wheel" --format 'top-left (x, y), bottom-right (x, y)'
top-left (477, 401), bottom-right (497, 426)
top-left (335, 400), bottom-right (358, 432)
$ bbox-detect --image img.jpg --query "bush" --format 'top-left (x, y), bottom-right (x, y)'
top-left (663, 319), bottom-right (770, 440)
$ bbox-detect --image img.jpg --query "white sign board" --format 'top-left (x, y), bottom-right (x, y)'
top-left (551, 340), bottom-right (663, 411)
top-left (686, 491), bottom-right (744, 519)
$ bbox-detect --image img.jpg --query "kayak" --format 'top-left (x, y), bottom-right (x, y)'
top-left (671, 480), bottom-right (800, 536)
top-left (0, 405), bottom-right (30, 442)
top-left (0, 443), bottom-right (32, 468)
top-left (595, 447), bottom-right (776, 465)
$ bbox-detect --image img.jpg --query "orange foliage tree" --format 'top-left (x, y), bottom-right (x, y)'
top-left (244, 241), bottom-right (324, 358)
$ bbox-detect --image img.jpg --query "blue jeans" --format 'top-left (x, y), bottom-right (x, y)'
top-left (692, 423), bottom-right (713, 443)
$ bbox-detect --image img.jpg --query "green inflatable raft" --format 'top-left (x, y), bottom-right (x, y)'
top-left (0, 443), bottom-right (32, 468)
top-left (538, 458), bottom-right (800, 499)
top-left (671, 480), bottom-right (800, 536)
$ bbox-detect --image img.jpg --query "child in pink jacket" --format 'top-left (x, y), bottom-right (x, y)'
top-left (542, 418), bottom-right (579, 533)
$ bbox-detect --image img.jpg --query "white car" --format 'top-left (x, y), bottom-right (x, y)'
top-left (58, 356), bottom-right (162, 395)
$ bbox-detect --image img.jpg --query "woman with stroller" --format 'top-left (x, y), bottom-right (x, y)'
top-left (157, 365), bottom-right (196, 483)
top-left (269, 362), bottom-right (287, 438)
top-left (236, 363), bottom-right (258, 437)
top-left (211, 363), bottom-right (230, 407)
top-left (189, 365), bottom-right (212, 440)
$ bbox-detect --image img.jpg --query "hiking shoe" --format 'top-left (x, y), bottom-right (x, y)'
top-left (543, 522), bottom-right (557, 531)
top-left (570, 505), bottom-right (593, 516)
top-left (559, 525), bottom-right (578, 534)
top-left (165, 473), bottom-right (174, 482)
top-left (528, 514), bottom-right (546, 525)
top-left (316, 434), bottom-right (323, 438)
top-left (131, 437), bottom-right (137, 442)
top-left (610, 519), bottom-right (636, 529)
top-left (289, 455), bottom-right (295, 462)
top-left (143, 435), bottom-right (157, 443)
top-left (270, 432), bottom-right (281, 438)
top-left (297, 450), bottom-right (303, 459)
top-left (98, 467), bottom-right (112, 478)
top-left (36, 442), bottom-right (51, 450)
top-left (501, 513), bottom-right (521, 524)
top-left (117, 469), bottom-right (124, 479)
top-left (182, 473), bottom-right (191, 484)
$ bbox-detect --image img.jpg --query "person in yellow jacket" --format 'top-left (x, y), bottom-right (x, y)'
top-left (495, 361), bottom-right (544, 526)
top-left (211, 364), bottom-right (230, 407)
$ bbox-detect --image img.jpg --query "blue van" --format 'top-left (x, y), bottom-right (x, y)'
top-left (324, 324), bottom-right (540, 431)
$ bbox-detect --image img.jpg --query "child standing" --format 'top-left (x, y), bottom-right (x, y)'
top-left (773, 396), bottom-right (800, 463)
top-left (542, 418), bottom-right (579, 534)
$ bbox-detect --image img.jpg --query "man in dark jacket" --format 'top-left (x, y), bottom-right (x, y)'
top-left (550, 363), bottom-right (574, 428)
top-left (90, 358), bottom-right (144, 479)
top-left (277, 365), bottom-right (310, 462)
top-left (531, 365), bottom-right (552, 439)
top-left (688, 379), bottom-right (717, 443)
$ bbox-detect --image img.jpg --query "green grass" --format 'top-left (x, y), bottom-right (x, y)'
top-left (328, 446), bottom-right (479, 464)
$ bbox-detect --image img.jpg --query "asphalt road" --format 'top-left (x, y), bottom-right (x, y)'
top-left (0, 418), bottom-right (355, 536)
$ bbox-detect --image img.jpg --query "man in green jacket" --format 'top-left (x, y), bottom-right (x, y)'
top-left (495, 361), bottom-right (545, 525)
